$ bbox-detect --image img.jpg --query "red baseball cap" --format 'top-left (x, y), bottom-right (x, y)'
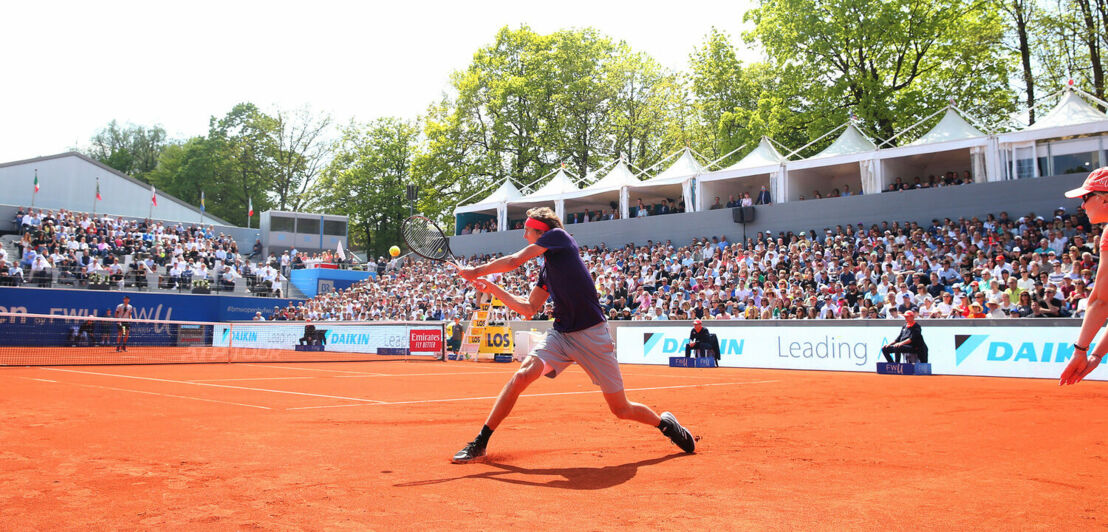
top-left (1064, 167), bottom-right (1108, 198)
top-left (693, 319), bottom-right (702, 325)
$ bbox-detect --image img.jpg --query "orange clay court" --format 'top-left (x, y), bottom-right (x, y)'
top-left (0, 351), bottom-right (1105, 530)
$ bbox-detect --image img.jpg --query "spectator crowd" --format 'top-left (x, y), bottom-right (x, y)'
top-left (275, 204), bottom-right (1096, 323)
top-left (5, 207), bottom-right (304, 295)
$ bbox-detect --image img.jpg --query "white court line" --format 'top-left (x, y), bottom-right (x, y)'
top-left (239, 364), bottom-right (389, 376)
top-left (621, 372), bottom-right (756, 380)
top-left (286, 380), bottom-right (780, 411)
top-left (34, 379), bottom-right (271, 410)
top-left (241, 363), bottom-right (514, 376)
top-left (41, 368), bottom-right (389, 404)
top-left (28, 378), bottom-right (58, 383)
top-left (334, 371), bottom-right (512, 378)
top-left (191, 377), bottom-right (318, 382)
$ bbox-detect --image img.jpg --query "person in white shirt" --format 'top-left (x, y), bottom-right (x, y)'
top-left (31, 255), bottom-right (52, 286)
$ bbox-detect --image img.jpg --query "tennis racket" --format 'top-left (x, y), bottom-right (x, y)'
top-left (401, 215), bottom-right (461, 267)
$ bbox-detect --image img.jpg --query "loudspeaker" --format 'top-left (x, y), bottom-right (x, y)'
top-left (731, 206), bottom-right (756, 223)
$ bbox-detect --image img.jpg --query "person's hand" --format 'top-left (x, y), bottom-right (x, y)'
top-left (456, 267), bottom-right (478, 281)
top-left (471, 278), bottom-right (493, 293)
top-left (1060, 349), bottom-right (1102, 385)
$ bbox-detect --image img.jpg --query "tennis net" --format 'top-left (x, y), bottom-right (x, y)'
top-left (0, 312), bottom-right (445, 366)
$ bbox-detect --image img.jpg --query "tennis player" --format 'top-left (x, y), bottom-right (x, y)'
top-left (452, 207), bottom-right (696, 463)
top-left (114, 295), bottom-right (134, 352)
top-left (1060, 168), bottom-right (1108, 385)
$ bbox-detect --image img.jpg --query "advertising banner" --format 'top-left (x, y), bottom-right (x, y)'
top-left (213, 322), bottom-right (442, 357)
top-left (616, 324), bottom-right (1104, 381)
top-left (409, 329), bottom-right (444, 356)
top-left (0, 287), bottom-right (301, 322)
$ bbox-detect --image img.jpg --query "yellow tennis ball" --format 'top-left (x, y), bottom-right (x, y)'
top-left (389, 245), bottom-right (400, 257)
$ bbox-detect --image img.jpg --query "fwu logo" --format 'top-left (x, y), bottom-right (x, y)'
top-left (954, 334), bottom-right (1081, 366)
top-left (642, 332), bottom-right (743, 357)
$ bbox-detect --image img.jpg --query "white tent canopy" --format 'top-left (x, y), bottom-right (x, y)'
top-left (728, 137), bottom-right (786, 170)
top-left (997, 88), bottom-right (1108, 179)
top-left (1000, 90), bottom-right (1108, 144)
top-left (625, 148), bottom-right (702, 214)
top-left (506, 168), bottom-right (581, 221)
top-left (1026, 91), bottom-right (1108, 130)
top-left (785, 123), bottom-right (878, 200)
top-left (874, 107), bottom-right (993, 187)
top-left (453, 179), bottom-right (524, 232)
top-left (563, 161), bottom-right (640, 219)
top-left (907, 108), bottom-right (985, 146)
top-left (809, 123), bottom-right (878, 160)
top-left (697, 138), bottom-right (786, 209)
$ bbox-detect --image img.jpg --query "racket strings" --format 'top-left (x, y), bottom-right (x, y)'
top-left (403, 218), bottom-right (450, 260)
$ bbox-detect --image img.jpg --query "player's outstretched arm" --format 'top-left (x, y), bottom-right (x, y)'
top-left (472, 279), bottom-right (548, 319)
top-left (458, 244), bottom-right (546, 281)
top-left (1061, 260), bottom-right (1108, 385)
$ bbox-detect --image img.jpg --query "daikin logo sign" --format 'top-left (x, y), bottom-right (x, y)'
top-left (954, 334), bottom-right (1083, 366)
top-left (642, 332), bottom-right (744, 357)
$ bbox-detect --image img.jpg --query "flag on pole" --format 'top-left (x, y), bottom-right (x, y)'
top-left (336, 240), bottom-right (346, 261)
top-left (95, 178), bottom-right (102, 201)
top-left (200, 190), bottom-right (205, 212)
top-left (150, 185), bottom-right (157, 206)
top-left (34, 174), bottom-right (39, 193)
top-left (248, 197), bottom-right (254, 217)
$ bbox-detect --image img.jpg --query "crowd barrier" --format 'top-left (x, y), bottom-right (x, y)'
top-left (0, 286), bottom-right (301, 322)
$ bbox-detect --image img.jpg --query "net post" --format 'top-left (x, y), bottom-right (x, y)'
top-left (226, 322), bottom-right (233, 363)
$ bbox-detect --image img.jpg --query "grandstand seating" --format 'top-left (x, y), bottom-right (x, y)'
top-left (3, 208), bottom-right (295, 298)
top-left (285, 204), bottom-right (1098, 322)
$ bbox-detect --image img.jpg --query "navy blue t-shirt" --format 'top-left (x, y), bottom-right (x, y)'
top-left (535, 228), bottom-right (606, 333)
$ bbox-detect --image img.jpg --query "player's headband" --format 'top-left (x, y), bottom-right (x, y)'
top-left (525, 218), bottom-right (550, 232)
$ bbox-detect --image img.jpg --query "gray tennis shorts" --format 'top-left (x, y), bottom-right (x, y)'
top-left (531, 322), bottom-right (624, 393)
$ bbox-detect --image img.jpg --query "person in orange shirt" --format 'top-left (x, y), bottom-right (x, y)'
top-left (966, 302), bottom-right (987, 319)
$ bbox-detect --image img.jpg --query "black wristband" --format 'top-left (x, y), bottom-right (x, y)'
top-left (1074, 344), bottom-right (1089, 352)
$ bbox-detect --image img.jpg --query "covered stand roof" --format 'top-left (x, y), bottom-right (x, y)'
top-left (728, 137), bottom-right (786, 170)
top-left (635, 148), bottom-right (703, 187)
top-left (907, 108), bottom-right (985, 146)
top-left (567, 161), bottom-right (639, 198)
top-left (809, 123), bottom-right (877, 159)
top-left (1000, 90), bottom-right (1108, 144)
top-left (453, 179), bottom-right (523, 214)
top-left (511, 168), bottom-right (579, 203)
top-left (787, 122), bottom-right (878, 173)
top-left (698, 137), bottom-right (786, 184)
top-left (1025, 91), bottom-right (1107, 130)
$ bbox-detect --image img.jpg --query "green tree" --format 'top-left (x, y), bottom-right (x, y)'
top-left (85, 120), bottom-right (170, 181)
top-left (207, 103), bottom-right (279, 225)
top-left (312, 118), bottom-right (419, 258)
top-left (147, 103), bottom-right (279, 226)
top-left (747, 0), bottom-right (1016, 144)
top-left (271, 107), bottom-right (332, 212)
top-left (545, 28), bottom-right (617, 178)
top-left (606, 45), bottom-right (684, 171)
top-left (1035, 0), bottom-right (1108, 108)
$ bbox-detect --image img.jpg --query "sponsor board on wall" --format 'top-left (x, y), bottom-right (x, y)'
top-left (213, 323), bottom-right (442, 356)
top-left (616, 324), bottom-right (1104, 381)
top-left (0, 287), bottom-right (301, 322)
